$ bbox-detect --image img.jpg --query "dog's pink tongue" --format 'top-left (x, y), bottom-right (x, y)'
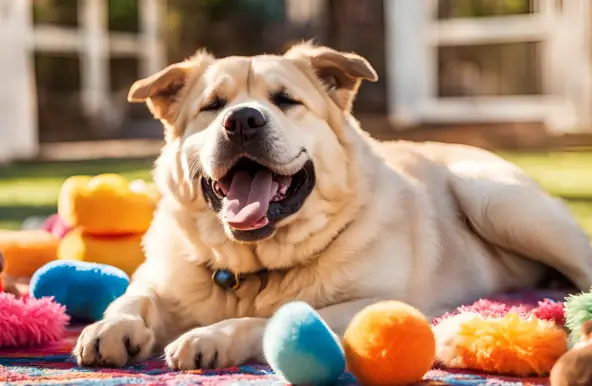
top-left (224, 170), bottom-right (274, 230)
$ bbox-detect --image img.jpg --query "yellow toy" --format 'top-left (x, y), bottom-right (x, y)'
top-left (342, 301), bottom-right (436, 386)
top-left (441, 312), bottom-right (567, 377)
top-left (56, 173), bottom-right (159, 276)
top-left (58, 229), bottom-right (145, 277)
top-left (58, 174), bottom-right (159, 235)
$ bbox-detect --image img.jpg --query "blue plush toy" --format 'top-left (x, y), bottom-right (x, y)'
top-left (263, 301), bottom-right (346, 385)
top-left (30, 260), bottom-right (129, 322)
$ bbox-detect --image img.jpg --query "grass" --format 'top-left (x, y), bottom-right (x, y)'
top-left (0, 158), bottom-right (154, 230)
top-left (497, 151), bottom-right (592, 235)
top-left (0, 151), bottom-right (591, 236)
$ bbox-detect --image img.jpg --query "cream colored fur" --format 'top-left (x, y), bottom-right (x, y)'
top-left (74, 44), bottom-right (592, 370)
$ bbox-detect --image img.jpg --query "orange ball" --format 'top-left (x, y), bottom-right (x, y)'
top-left (343, 301), bottom-right (435, 386)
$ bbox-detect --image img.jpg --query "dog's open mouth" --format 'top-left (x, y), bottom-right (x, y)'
top-left (201, 157), bottom-right (315, 241)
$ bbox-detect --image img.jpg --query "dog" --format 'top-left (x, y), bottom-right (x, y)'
top-left (73, 43), bottom-right (592, 370)
top-left (550, 321), bottom-right (592, 386)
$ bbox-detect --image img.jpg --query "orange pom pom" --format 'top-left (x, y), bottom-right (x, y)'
top-left (452, 312), bottom-right (567, 376)
top-left (343, 301), bottom-right (435, 386)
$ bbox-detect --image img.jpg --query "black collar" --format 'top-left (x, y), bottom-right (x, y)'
top-left (211, 268), bottom-right (270, 293)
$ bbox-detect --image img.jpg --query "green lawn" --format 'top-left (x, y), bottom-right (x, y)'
top-left (0, 152), bottom-right (591, 236)
top-left (0, 158), bottom-right (154, 230)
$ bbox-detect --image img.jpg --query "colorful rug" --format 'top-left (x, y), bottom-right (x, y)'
top-left (0, 289), bottom-right (569, 385)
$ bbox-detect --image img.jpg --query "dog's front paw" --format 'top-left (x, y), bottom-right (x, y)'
top-left (73, 316), bottom-right (155, 367)
top-left (165, 326), bottom-right (244, 370)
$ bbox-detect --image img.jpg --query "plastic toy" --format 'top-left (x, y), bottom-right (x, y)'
top-left (263, 301), bottom-right (345, 385)
top-left (0, 230), bottom-right (59, 277)
top-left (343, 301), bottom-right (435, 386)
top-left (58, 228), bottom-right (145, 276)
top-left (58, 174), bottom-right (159, 235)
top-left (0, 292), bottom-right (69, 348)
top-left (56, 174), bottom-right (159, 276)
top-left (30, 260), bottom-right (129, 322)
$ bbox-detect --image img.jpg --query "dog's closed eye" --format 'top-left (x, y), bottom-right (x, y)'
top-left (270, 91), bottom-right (302, 110)
top-left (201, 96), bottom-right (226, 112)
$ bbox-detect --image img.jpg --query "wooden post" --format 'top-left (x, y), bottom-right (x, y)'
top-left (139, 0), bottom-right (166, 77)
top-left (0, 0), bottom-right (38, 160)
top-left (383, 0), bottom-right (433, 128)
top-left (559, 0), bottom-right (592, 131)
top-left (79, 0), bottom-right (108, 117)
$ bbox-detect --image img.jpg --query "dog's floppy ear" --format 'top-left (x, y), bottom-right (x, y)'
top-left (128, 50), bottom-right (215, 137)
top-left (285, 43), bottom-right (378, 111)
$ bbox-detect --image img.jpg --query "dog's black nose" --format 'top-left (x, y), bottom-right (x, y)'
top-left (223, 107), bottom-right (267, 143)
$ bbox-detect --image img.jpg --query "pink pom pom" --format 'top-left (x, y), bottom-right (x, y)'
top-left (0, 293), bottom-right (70, 348)
top-left (532, 299), bottom-right (565, 326)
top-left (433, 298), bottom-right (565, 326)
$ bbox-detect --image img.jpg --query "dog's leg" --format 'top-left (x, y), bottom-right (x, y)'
top-left (164, 317), bottom-right (266, 370)
top-left (73, 284), bottom-right (168, 367)
top-left (448, 160), bottom-right (592, 290)
top-left (164, 298), bottom-right (384, 370)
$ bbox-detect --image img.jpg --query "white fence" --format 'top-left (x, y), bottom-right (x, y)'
top-left (0, 0), bottom-right (166, 161)
top-left (385, 0), bottom-right (592, 133)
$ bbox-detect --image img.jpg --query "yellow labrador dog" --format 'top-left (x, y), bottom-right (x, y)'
top-left (74, 43), bottom-right (592, 370)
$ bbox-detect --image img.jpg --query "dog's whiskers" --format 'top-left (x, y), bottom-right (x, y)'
top-left (187, 157), bottom-right (203, 182)
top-left (178, 145), bottom-right (203, 183)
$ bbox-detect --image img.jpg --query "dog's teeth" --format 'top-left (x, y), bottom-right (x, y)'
top-left (213, 181), bottom-right (226, 197)
top-left (271, 193), bottom-right (285, 202)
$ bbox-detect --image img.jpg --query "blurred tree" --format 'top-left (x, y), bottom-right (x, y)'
top-left (165, 0), bottom-right (288, 61)
top-left (108, 0), bottom-right (139, 32)
top-left (438, 0), bottom-right (532, 19)
top-left (33, 0), bottom-right (78, 26)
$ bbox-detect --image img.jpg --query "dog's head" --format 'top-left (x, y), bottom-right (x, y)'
top-left (129, 43), bottom-right (377, 244)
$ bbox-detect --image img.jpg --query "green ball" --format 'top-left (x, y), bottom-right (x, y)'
top-left (565, 291), bottom-right (592, 346)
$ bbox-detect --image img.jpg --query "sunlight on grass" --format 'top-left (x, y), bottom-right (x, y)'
top-left (499, 151), bottom-right (592, 198)
top-left (0, 158), bottom-right (154, 229)
top-left (565, 201), bottom-right (592, 237)
top-left (0, 159), bottom-right (153, 207)
top-left (0, 152), bottom-right (590, 237)
top-left (0, 220), bottom-right (21, 230)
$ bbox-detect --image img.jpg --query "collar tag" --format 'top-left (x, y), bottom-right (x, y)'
top-left (212, 269), bottom-right (241, 290)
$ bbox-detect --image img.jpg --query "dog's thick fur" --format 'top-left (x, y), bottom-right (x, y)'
top-left (74, 44), bottom-right (592, 370)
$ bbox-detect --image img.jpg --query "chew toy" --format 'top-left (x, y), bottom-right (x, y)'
top-left (0, 292), bottom-right (69, 348)
top-left (435, 312), bottom-right (567, 377)
top-left (565, 291), bottom-right (592, 346)
top-left (58, 174), bottom-right (158, 235)
top-left (58, 228), bottom-right (145, 276)
top-left (30, 260), bottom-right (129, 322)
top-left (263, 301), bottom-right (346, 385)
top-left (343, 301), bottom-right (435, 385)
top-left (0, 230), bottom-right (59, 277)
top-left (433, 297), bottom-right (568, 377)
